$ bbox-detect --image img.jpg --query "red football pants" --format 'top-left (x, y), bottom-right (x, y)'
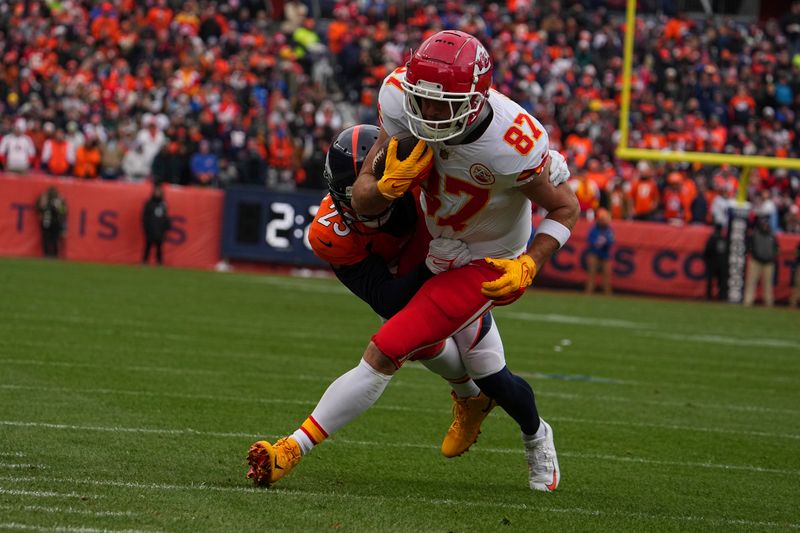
top-left (372, 261), bottom-right (499, 367)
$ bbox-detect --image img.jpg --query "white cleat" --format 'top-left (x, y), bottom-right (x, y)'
top-left (523, 419), bottom-right (560, 492)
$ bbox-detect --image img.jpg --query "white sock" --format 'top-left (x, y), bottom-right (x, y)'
top-left (523, 418), bottom-right (547, 441)
top-left (419, 338), bottom-right (481, 398)
top-left (291, 358), bottom-right (392, 455)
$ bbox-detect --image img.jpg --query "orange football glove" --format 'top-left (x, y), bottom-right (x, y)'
top-left (481, 254), bottom-right (537, 305)
top-left (376, 137), bottom-right (433, 200)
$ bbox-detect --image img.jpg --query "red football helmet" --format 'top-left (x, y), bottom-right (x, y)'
top-left (402, 30), bottom-right (493, 142)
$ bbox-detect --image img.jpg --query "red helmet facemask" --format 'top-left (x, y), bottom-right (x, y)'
top-left (402, 30), bottom-right (493, 142)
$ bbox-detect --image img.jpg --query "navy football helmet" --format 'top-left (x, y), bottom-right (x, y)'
top-left (324, 125), bottom-right (394, 232)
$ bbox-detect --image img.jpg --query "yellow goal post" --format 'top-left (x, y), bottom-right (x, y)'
top-left (615, 0), bottom-right (800, 201)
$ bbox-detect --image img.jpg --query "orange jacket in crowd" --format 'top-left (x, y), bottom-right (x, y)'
top-left (74, 144), bottom-right (102, 179)
top-left (708, 126), bottom-right (728, 152)
top-left (630, 178), bottom-right (660, 217)
top-left (565, 134), bottom-right (592, 169)
top-left (327, 19), bottom-right (349, 55)
top-left (585, 165), bottom-right (614, 191)
top-left (571, 176), bottom-right (600, 213)
top-left (608, 187), bottom-right (630, 220)
top-left (663, 17), bottom-right (691, 40)
top-left (146, 6), bottom-right (173, 33)
top-left (91, 14), bottom-right (120, 42)
top-left (268, 135), bottom-right (294, 169)
top-left (42, 139), bottom-right (73, 176)
top-left (662, 187), bottom-right (691, 222)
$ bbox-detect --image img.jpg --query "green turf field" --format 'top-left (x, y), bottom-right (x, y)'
top-left (1, 257), bottom-right (798, 532)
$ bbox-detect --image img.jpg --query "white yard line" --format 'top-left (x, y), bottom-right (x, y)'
top-left (223, 275), bottom-right (350, 294)
top-left (3, 321), bottom-right (192, 343)
top-left (0, 453), bottom-right (25, 458)
top-left (0, 488), bottom-right (97, 499)
top-left (0, 504), bottom-right (136, 517)
top-left (4, 382), bottom-right (797, 419)
top-left (557, 452), bottom-right (798, 475)
top-left (4, 406), bottom-right (799, 443)
top-left (0, 524), bottom-right (155, 533)
top-left (2, 353), bottom-right (793, 398)
top-left (501, 310), bottom-right (800, 350)
top-left (0, 465), bottom-right (39, 470)
top-left (539, 390), bottom-right (800, 416)
top-left (501, 311), bottom-right (651, 329)
top-left (551, 415), bottom-right (800, 440)
top-left (635, 330), bottom-right (800, 350)
top-left (0, 476), bottom-right (796, 530)
top-left (0, 360), bottom-right (220, 376)
top-left (1, 420), bottom-right (797, 476)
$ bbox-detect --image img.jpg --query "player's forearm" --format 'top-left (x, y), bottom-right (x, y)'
top-left (526, 202), bottom-right (579, 267)
top-left (351, 172), bottom-right (394, 216)
top-left (351, 127), bottom-right (393, 216)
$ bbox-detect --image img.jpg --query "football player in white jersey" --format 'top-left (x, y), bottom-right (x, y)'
top-left (247, 31), bottom-right (577, 492)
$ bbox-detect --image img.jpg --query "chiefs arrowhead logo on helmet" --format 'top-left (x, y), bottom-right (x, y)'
top-left (474, 46), bottom-right (491, 78)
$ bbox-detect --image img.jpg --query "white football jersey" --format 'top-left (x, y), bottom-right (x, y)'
top-left (378, 67), bottom-right (550, 259)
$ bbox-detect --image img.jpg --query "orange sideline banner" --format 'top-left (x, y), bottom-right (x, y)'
top-left (535, 218), bottom-right (800, 302)
top-left (0, 174), bottom-right (223, 269)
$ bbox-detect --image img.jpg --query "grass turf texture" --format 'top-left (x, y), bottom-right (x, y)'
top-left (0, 257), bottom-right (798, 532)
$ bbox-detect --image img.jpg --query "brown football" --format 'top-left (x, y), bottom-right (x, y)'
top-left (371, 132), bottom-right (425, 179)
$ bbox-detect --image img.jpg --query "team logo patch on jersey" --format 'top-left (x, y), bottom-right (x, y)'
top-left (469, 163), bottom-right (495, 185)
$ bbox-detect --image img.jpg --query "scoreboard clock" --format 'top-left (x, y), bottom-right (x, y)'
top-left (221, 187), bottom-right (327, 266)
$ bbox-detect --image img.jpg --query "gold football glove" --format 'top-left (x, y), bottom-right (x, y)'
top-left (481, 254), bottom-right (537, 304)
top-left (376, 137), bottom-right (433, 200)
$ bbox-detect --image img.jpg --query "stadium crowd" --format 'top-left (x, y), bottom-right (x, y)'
top-left (1, 0), bottom-right (800, 231)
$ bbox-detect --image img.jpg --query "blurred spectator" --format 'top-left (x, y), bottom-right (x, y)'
top-left (570, 172), bottom-right (600, 218)
top-left (153, 142), bottom-right (189, 185)
top-left (690, 178), bottom-right (710, 224)
top-left (41, 129), bottom-right (75, 176)
top-left (37, 187), bottom-right (67, 258)
top-left (790, 243), bottom-right (800, 308)
top-left (27, 120), bottom-right (48, 169)
top-left (218, 158), bottom-right (239, 188)
top-left (141, 182), bottom-right (171, 265)
top-left (267, 123), bottom-right (295, 190)
top-left (753, 190), bottom-right (779, 231)
top-left (744, 217), bottom-right (779, 306)
top-left (298, 136), bottom-right (329, 190)
top-left (65, 122), bottom-right (85, 151)
top-left (607, 179), bottom-right (631, 220)
top-left (703, 224), bottom-right (729, 301)
top-left (122, 143), bottom-right (151, 182)
top-left (100, 133), bottom-right (125, 180)
top-left (663, 172), bottom-right (692, 225)
top-left (585, 208), bottom-right (614, 296)
top-left (711, 183), bottom-right (735, 227)
top-left (74, 138), bottom-right (102, 179)
top-left (190, 140), bottom-right (218, 186)
top-left (135, 117), bottom-right (166, 172)
top-left (236, 138), bottom-right (268, 186)
top-left (630, 163), bottom-right (660, 221)
top-left (282, 1), bottom-right (308, 34)
top-left (565, 124), bottom-right (592, 170)
top-left (0, 118), bottom-right (36, 173)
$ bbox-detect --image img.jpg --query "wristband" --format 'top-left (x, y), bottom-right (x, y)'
top-left (537, 219), bottom-right (571, 248)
